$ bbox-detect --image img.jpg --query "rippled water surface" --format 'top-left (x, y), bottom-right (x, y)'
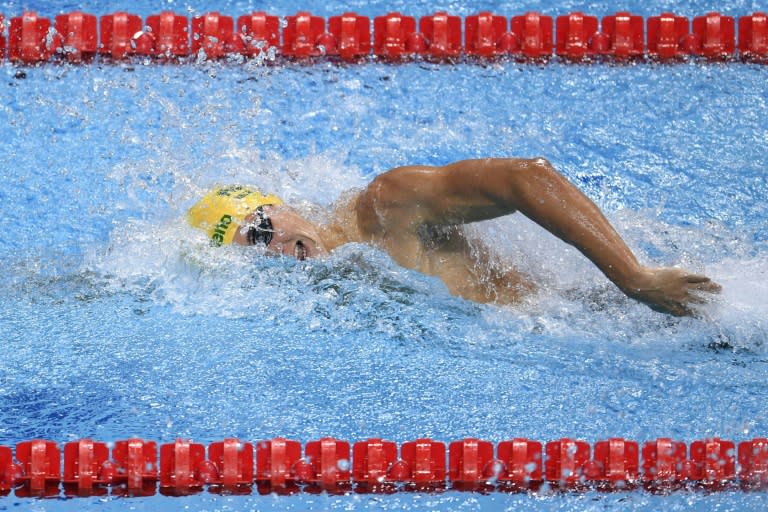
top-left (0, 0), bottom-right (766, 510)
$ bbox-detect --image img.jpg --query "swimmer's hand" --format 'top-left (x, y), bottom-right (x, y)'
top-left (622, 267), bottom-right (722, 317)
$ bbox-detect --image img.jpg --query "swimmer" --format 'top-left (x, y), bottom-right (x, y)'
top-left (188, 158), bottom-right (720, 316)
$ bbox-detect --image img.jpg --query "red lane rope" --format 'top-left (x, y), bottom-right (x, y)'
top-left (1, 436), bottom-right (767, 497)
top-left (1, 10), bottom-right (767, 65)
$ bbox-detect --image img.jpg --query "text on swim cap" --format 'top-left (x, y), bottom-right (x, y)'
top-left (212, 214), bottom-right (232, 246)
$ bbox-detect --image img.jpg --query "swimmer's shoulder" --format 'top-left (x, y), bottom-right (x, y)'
top-left (346, 187), bottom-right (379, 240)
top-left (318, 189), bottom-right (371, 248)
top-left (346, 165), bottom-right (448, 238)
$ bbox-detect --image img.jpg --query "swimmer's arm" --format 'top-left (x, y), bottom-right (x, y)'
top-left (367, 158), bottom-right (642, 281)
top-left (367, 158), bottom-right (719, 315)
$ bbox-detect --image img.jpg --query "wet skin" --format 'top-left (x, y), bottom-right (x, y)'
top-left (233, 158), bottom-right (720, 316)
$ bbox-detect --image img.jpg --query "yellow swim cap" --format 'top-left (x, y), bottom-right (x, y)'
top-left (188, 185), bottom-right (283, 246)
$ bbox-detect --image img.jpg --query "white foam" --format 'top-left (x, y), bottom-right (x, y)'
top-left (86, 146), bottom-right (765, 354)
top-left (86, 150), bottom-right (372, 319)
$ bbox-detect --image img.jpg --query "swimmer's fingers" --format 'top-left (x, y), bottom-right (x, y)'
top-left (625, 267), bottom-right (720, 317)
top-left (663, 274), bottom-right (721, 315)
top-left (693, 279), bottom-right (722, 294)
top-left (686, 293), bottom-right (710, 305)
top-left (683, 273), bottom-right (710, 283)
top-left (686, 291), bottom-right (720, 307)
top-left (651, 297), bottom-right (693, 317)
top-left (684, 272), bottom-right (721, 290)
top-left (684, 274), bottom-right (722, 304)
top-left (677, 276), bottom-right (721, 318)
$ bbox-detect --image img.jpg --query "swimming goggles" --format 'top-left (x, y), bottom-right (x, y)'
top-left (245, 206), bottom-right (274, 246)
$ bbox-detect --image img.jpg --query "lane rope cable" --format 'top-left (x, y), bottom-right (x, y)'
top-left (1, 436), bottom-right (767, 497)
top-left (1, 10), bottom-right (767, 65)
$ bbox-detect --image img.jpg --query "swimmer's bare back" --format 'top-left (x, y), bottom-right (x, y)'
top-left (342, 158), bottom-right (720, 316)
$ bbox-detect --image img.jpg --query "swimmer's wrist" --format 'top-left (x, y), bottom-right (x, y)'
top-left (614, 265), bottom-right (652, 295)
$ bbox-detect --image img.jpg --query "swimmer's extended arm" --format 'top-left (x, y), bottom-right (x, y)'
top-left (363, 158), bottom-right (719, 315)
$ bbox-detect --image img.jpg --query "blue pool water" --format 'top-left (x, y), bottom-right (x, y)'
top-left (1, 0), bottom-right (767, 510)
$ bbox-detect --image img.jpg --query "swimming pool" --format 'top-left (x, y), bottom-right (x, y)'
top-left (1, 0), bottom-right (767, 510)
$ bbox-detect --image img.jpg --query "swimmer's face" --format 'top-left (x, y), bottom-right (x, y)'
top-left (234, 205), bottom-right (328, 260)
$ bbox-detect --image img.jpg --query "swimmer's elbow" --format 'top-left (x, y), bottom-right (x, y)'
top-left (515, 157), bottom-right (556, 175)
top-left (478, 157), bottom-right (563, 211)
top-left (485, 157), bottom-right (556, 177)
top-left (531, 157), bottom-right (555, 170)
top-left (494, 157), bottom-right (559, 189)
